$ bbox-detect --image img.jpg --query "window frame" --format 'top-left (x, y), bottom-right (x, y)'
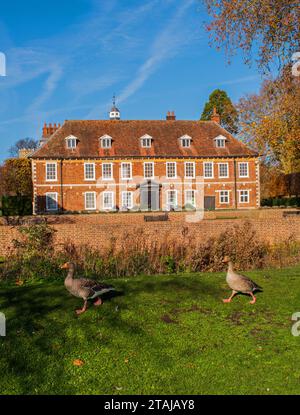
top-left (219, 190), bottom-right (230, 204)
top-left (216, 139), bottom-right (225, 148)
top-left (218, 162), bottom-right (229, 179)
top-left (100, 135), bottom-right (112, 149)
top-left (166, 162), bottom-right (177, 179)
top-left (102, 163), bottom-right (113, 180)
top-left (121, 191), bottom-right (133, 209)
top-left (185, 189), bottom-right (196, 207)
top-left (239, 190), bottom-right (250, 204)
top-left (214, 135), bottom-right (226, 148)
top-left (238, 162), bottom-right (249, 178)
top-left (121, 162), bottom-right (132, 180)
top-left (46, 162), bottom-right (57, 182)
top-left (203, 162), bottom-right (214, 179)
top-left (184, 161), bottom-right (195, 179)
top-left (144, 162), bottom-right (154, 179)
top-left (84, 192), bottom-right (96, 210)
top-left (46, 192), bottom-right (58, 211)
top-left (166, 189), bottom-right (178, 209)
top-left (181, 138), bottom-right (191, 148)
top-left (66, 138), bottom-right (76, 149)
top-left (102, 191), bottom-right (114, 210)
top-left (84, 162), bottom-right (96, 181)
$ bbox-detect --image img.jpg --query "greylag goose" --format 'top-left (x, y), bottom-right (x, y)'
top-left (222, 256), bottom-right (262, 304)
top-left (61, 262), bottom-right (115, 314)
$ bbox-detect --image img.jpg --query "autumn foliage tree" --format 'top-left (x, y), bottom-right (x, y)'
top-left (238, 67), bottom-right (300, 175)
top-left (200, 89), bottom-right (238, 134)
top-left (0, 158), bottom-right (33, 196)
top-left (203, 0), bottom-right (300, 72)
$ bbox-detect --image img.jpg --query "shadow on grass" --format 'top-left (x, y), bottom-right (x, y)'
top-left (0, 280), bottom-right (178, 394)
top-left (0, 285), bottom-right (75, 394)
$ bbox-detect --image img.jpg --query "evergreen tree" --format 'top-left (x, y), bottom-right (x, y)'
top-left (200, 89), bottom-right (238, 134)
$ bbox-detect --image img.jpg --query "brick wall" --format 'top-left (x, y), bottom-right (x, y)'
top-left (32, 157), bottom-right (259, 213)
top-left (0, 209), bottom-right (299, 257)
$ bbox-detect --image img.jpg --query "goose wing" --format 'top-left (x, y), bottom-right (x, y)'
top-left (77, 278), bottom-right (114, 299)
top-left (234, 273), bottom-right (262, 293)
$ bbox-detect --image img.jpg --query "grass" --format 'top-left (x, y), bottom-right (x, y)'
top-left (1, 265), bottom-right (300, 395)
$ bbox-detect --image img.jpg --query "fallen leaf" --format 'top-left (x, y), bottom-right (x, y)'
top-left (15, 279), bottom-right (24, 286)
top-left (124, 358), bottom-right (129, 364)
top-left (73, 359), bottom-right (84, 367)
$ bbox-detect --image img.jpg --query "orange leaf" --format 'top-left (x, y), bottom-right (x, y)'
top-left (15, 279), bottom-right (24, 286)
top-left (73, 359), bottom-right (84, 367)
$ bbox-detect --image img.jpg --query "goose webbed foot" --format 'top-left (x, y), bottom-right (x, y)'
top-left (94, 297), bottom-right (103, 307)
top-left (223, 290), bottom-right (237, 304)
top-left (76, 300), bottom-right (88, 315)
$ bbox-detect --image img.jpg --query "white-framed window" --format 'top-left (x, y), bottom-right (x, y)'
top-left (100, 135), bottom-right (112, 149)
top-left (214, 135), bottom-right (226, 148)
top-left (239, 162), bottom-right (249, 178)
top-left (166, 190), bottom-right (177, 209)
top-left (121, 191), bottom-right (133, 209)
top-left (218, 163), bottom-right (229, 178)
top-left (84, 192), bottom-right (96, 210)
top-left (103, 191), bottom-right (114, 209)
top-left (84, 163), bottom-right (95, 180)
top-left (185, 162), bottom-right (195, 178)
top-left (219, 190), bottom-right (230, 204)
top-left (140, 135), bottom-right (152, 148)
top-left (144, 162), bottom-right (154, 178)
top-left (65, 135), bottom-right (77, 149)
top-left (204, 162), bottom-right (214, 178)
top-left (121, 162), bottom-right (132, 179)
top-left (180, 135), bottom-right (192, 148)
top-left (46, 192), bottom-right (58, 211)
top-left (185, 190), bottom-right (196, 207)
top-left (239, 190), bottom-right (250, 203)
top-left (166, 162), bottom-right (176, 178)
top-left (46, 162), bottom-right (57, 181)
top-left (102, 163), bottom-right (113, 180)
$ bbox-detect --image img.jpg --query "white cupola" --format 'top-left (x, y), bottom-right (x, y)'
top-left (109, 94), bottom-right (120, 120)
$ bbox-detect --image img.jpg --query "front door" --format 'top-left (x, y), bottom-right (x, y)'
top-left (140, 181), bottom-right (160, 211)
top-left (204, 196), bottom-right (215, 210)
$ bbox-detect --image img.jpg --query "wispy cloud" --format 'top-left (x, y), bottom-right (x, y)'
top-left (86, 0), bottom-right (196, 118)
top-left (214, 75), bottom-right (260, 86)
top-left (118, 0), bottom-right (195, 103)
top-left (27, 64), bottom-right (64, 113)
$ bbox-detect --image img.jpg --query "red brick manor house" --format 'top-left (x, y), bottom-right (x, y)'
top-left (30, 104), bottom-right (260, 214)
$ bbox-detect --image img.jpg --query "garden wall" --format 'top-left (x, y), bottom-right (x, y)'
top-left (0, 209), bottom-right (299, 257)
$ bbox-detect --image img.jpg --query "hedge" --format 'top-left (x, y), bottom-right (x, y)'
top-left (1, 195), bottom-right (32, 216)
top-left (261, 197), bottom-right (300, 207)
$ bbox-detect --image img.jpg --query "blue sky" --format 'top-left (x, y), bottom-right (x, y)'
top-left (0, 0), bottom-right (263, 160)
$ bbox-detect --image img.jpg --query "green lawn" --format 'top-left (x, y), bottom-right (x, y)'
top-left (1, 265), bottom-right (300, 395)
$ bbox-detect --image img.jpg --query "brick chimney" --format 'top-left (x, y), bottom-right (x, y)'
top-left (166, 111), bottom-right (176, 121)
top-left (18, 148), bottom-right (33, 158)
top-left (42, 122), bottom-right (61, 138)
top-left (211, 107), bottom-right (220, 124)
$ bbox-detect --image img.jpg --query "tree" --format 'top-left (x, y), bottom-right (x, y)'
top-left (238, 67), bottom-right (300, 174)
top-left (9, 138), bottom-right (38, 158)
top-left (203, 0), bottom-right (300, 72)
top-left (0, 158), bottom-right (33, 196)
top-left (200, 89), bottom-right (238, 134)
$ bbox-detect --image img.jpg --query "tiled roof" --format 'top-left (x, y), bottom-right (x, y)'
top-left (31, 120), bottom-right (257, 159)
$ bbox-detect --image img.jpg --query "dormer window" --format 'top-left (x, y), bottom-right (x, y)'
top-left (214, 135), bottom-right (226, 148)
top-left (180, 135), bottom-right (192, 148)
top-left (140, 134), bottom-right (152, 148)
top-left (65, 135), bottom-right (77, 149)
top-left (100, 134), bottom-right (112, 149)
